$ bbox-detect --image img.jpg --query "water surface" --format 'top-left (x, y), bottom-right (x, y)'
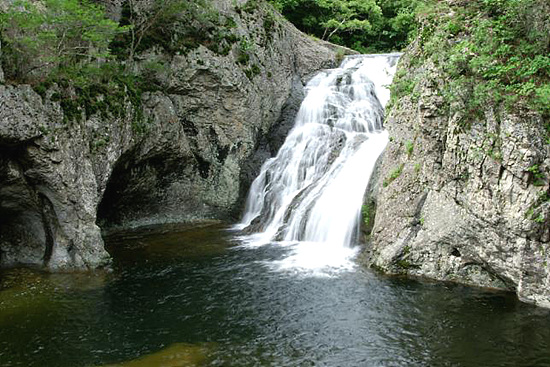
top-left (1, 224), bottom-right (550, 367)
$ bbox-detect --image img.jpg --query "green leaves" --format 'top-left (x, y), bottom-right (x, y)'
top-left (417, 0), bottom-right (550, 120)
top-left (318, 0), bottom-right (380, 37)
top-left (0, 0), bottom-right (123, 82)
top-left (267, 0), bottom-right (421, 52)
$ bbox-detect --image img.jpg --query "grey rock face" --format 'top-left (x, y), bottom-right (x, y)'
top-left (0, 86), bottom-right (45, 145)
top-left (0, 85), bottom-right (112, 269)
top-left (0, 0), bottom-right (342, 269)
top-left (0, 40), bottom-right (4, 84)
top-left (363, 51), bottom-right (550, 307)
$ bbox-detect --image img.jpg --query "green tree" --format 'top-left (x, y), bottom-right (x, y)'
top-left (267, 0), bottom-right (421, 52)
top-left (116, 0), bottom-right (192, 61)
top-left (317, 0), bottom-right (382, 41)
top-left (371, 0), bottom-right (420, 52)
top-left (0, 0), bottom-right (123, 82)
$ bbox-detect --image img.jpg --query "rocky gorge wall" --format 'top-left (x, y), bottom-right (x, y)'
top-left (0, 0), bottom-right (345, 269)
top-left (362, 41), bottom-right (550, 307)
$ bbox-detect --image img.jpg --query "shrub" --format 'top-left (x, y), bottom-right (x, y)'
top-left (405, 140), bottom-right (414, 157)
top-left (383, 163), bottom-right (404, 187)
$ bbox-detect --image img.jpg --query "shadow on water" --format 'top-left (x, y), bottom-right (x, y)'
top-left (1, 223), bottom-right (550, 367)
top-left (104, 222), bottom-right (233, 264)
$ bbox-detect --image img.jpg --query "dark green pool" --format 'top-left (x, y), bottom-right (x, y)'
top-left (1, 224), bottom-right (550, 367)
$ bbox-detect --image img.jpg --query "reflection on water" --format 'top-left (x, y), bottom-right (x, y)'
top-left (1, 223), bottom-right (550, 367)
top-left (0, 268), bottom-right (108, 327)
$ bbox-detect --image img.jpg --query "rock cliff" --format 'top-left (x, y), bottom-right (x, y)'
top-left (363, 42), bottom-right (550, 306)
top-left (0, 0), bottom-right (343, 269)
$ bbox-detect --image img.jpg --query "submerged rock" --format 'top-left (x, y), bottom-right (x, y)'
top-left (101, 343), bottom-right (212, 367)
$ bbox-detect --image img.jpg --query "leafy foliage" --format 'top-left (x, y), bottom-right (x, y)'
top-left (416, 0), bottom-right (550, 118)
top-left (267, 0), bottom-right (421, 52)
top-left (0, 0), bottom-right (153, 128)
top-left (0, 0), bottom-right (123, 82)
top-left (383, 163), bottom-right (404, 187)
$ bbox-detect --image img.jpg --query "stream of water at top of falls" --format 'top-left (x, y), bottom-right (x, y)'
top-left (235, 54), bottom-right (400, 273)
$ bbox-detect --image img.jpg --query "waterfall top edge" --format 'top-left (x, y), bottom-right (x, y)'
top-left (345, 53), bottom-right (403, 59)
top-left (345, 52), bottom-right (403, 59)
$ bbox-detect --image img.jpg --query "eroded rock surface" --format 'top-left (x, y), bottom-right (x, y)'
top-left (363, 49), bottom-right (550, 307)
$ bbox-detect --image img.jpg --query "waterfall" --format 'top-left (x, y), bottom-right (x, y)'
top-left (236, 54), bottom-right (400, 271)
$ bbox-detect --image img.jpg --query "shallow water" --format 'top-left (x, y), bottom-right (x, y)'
top-left (1, 224), bottom-right (550, 367)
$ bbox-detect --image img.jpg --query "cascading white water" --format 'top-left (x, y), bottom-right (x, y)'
top-left (236, 54), bottom-right (400, 272)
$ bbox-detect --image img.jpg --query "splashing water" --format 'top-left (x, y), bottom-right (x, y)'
top-left (236, 54), bottom-right (400, 274)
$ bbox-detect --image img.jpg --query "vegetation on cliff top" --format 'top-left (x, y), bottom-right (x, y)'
top-left (0, 0), bottom-right (248, 127)
top-left (0, 0), bottom-right (145, 126)
top-left (0, 0), bottom-right (235, 82)
top-left (389, 0), bottom-right (550, 121)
